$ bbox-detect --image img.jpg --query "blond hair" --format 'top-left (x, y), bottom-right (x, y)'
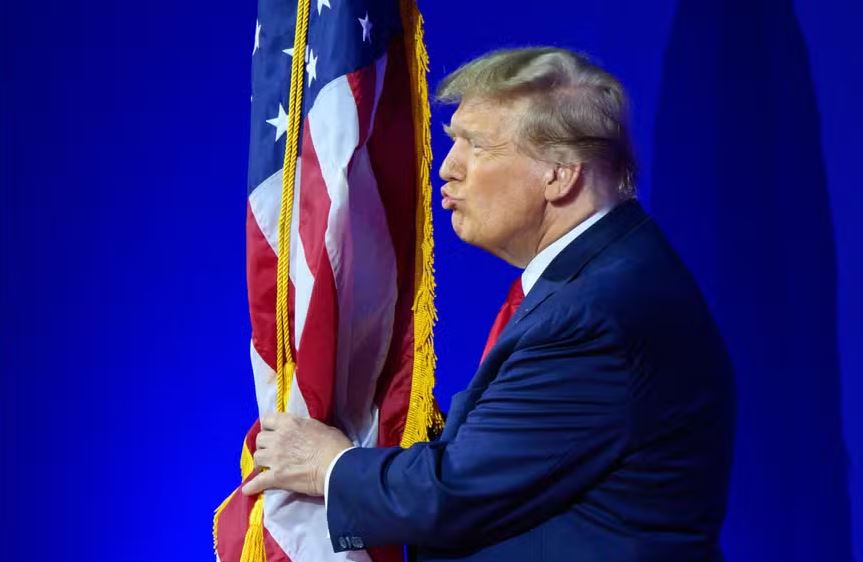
top-left (437, 47), bottom-right (637, 197)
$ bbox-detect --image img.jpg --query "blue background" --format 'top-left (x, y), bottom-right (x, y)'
top-left (1, 0), bottom-right (860, 560)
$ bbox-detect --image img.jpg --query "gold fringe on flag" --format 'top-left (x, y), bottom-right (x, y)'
top-left (213, 490), bottom-right (234, 555)
top-left (399, 0), bottom-right (445, 448)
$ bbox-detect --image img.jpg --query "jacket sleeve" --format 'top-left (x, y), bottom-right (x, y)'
top-left (326, 305), bottom-right (632, 553)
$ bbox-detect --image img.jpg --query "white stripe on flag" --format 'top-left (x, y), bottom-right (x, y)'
top-left (307, 59), bottom-right (395, 445)
top-left (248, 159), bottom-right (314, 351)
top-left (335, 144), bottom-right (395, 445)
top-left (287, 157), bottom-right (314, 351)
top-left (250, 340), bottom-right (310, 417)
top-left (250, 340), bottom-right (277, 415)
top-left (248, 168), bottom-right (283, 253)
top-left (263, 490), bottom-right (372, 562)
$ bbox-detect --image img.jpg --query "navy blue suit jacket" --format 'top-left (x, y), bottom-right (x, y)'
top-left (327, 201), bottom-right (735, 561)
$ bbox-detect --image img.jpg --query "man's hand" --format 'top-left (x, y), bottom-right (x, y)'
top-left (241, 413), bottom-right (353, 497)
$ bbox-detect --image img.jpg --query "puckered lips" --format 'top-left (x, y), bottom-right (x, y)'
top-left (441, 185), bottom-right (462, 210)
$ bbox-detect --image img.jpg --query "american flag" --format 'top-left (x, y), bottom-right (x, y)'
top-left (213, 0), bottom-right (440, 561)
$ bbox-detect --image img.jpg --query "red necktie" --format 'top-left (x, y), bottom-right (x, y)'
top-left (480, 278), bottom-right (525, 362)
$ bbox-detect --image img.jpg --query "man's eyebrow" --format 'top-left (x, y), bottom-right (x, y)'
top-left (442, 123), bottom-right (487, 144)
top-left (442, 123), bottom-right (455, 138)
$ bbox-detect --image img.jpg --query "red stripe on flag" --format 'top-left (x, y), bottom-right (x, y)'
top-left (368, 546), bottom-right (405, 562)
top-left (244, 418), bottom-right (261, 454)
top-left (263, 526), bottom-right (293, 562)
top-left (296, 118), bottom-right (339, 423)
top-left (347, 60), bottom-right (378, 149)
top-left (217, 485), bottom-right (294, 562)
top-left (216, 466), bottom-right (261, 562)
top-left (246, 202), bottom-right (278, 371)
top-left (296, 258), bottom-right (338, 422)
top-left (216, 489), bottom-right (254, 562)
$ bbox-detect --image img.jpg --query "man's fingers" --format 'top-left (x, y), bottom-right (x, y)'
top-left (241, 466), bottom-right (311, 496)
top-left (260, 412), bottom-right (298, 431)
top-left (253, 449), bottom-right (271, 469)
top-left (260, 414), bottom-right (279, 430)
top-left (256, 430), bottom-right (273, 450)
top-left (242, 470), bottom-right (276, 496)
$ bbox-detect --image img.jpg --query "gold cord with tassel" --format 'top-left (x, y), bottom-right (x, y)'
top-left (275, 0), bottom-right (311, 415)
top-left (239, 496), bottom-right (266, 562)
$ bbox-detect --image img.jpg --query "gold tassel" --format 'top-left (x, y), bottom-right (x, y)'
top-left (399, 0), bottom-right (445, 448)
top-left (239, 495), bottom-right (267, 562)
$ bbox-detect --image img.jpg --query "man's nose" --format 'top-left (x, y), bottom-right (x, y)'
top-left (439, 147), bottom-right (463, 182)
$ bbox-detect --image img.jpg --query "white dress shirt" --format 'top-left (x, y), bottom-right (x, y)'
top-left (520, 207), bottom-right (611, 296)
top-left (323, 207), bottom-right (613, 517)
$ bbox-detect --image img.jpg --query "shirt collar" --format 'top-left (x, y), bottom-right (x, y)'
top-left (521, 207), bottom-right (613, 296)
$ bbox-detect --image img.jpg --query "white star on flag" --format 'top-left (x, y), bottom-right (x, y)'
top-left (285, 46), bottom-right (312, 61)
top-left (359, 12), bottom-right (372, 43)
top-left (266, 104), bottom-right (289, 141)
top-left (306, 49), bottom-right (318, 86)
top-left (253, 20), bottom-right (261, 54)
top-left (317, 0), bottom-right (331, 16)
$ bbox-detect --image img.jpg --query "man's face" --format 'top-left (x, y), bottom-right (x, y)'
top-left (439, 97), bottom-right (549, 264)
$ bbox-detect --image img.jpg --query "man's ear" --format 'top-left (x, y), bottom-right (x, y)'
top-left (544, 162), bottom-right (583, 203)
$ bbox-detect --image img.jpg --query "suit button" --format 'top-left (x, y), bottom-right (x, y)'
top-left (338, 536), bottom-right (347, 549)
top-left (351, 536), bottom-right (364, 549)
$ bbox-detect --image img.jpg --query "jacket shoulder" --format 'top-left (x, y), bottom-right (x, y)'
top-left (523, 219), bottom-right (723, 367)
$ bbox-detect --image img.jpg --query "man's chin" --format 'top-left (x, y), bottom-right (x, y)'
top-left (451, 216), bottom-right (485, 250)
top-left (451, 213), bottom-right (469, 242)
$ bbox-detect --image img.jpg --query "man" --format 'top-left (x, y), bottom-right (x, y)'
top-left (243, 47), bottom-right (735, 561)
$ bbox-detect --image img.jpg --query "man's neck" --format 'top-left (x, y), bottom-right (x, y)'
top-left (517, 190), bottom-right (620, 268)
top-left (520, 206), bottom-right (613, 295)
top-left (535, 207), bottom-right (600, 257)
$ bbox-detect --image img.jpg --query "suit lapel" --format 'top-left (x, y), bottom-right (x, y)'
top-left (513, 200), bottom-right (649, 325)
